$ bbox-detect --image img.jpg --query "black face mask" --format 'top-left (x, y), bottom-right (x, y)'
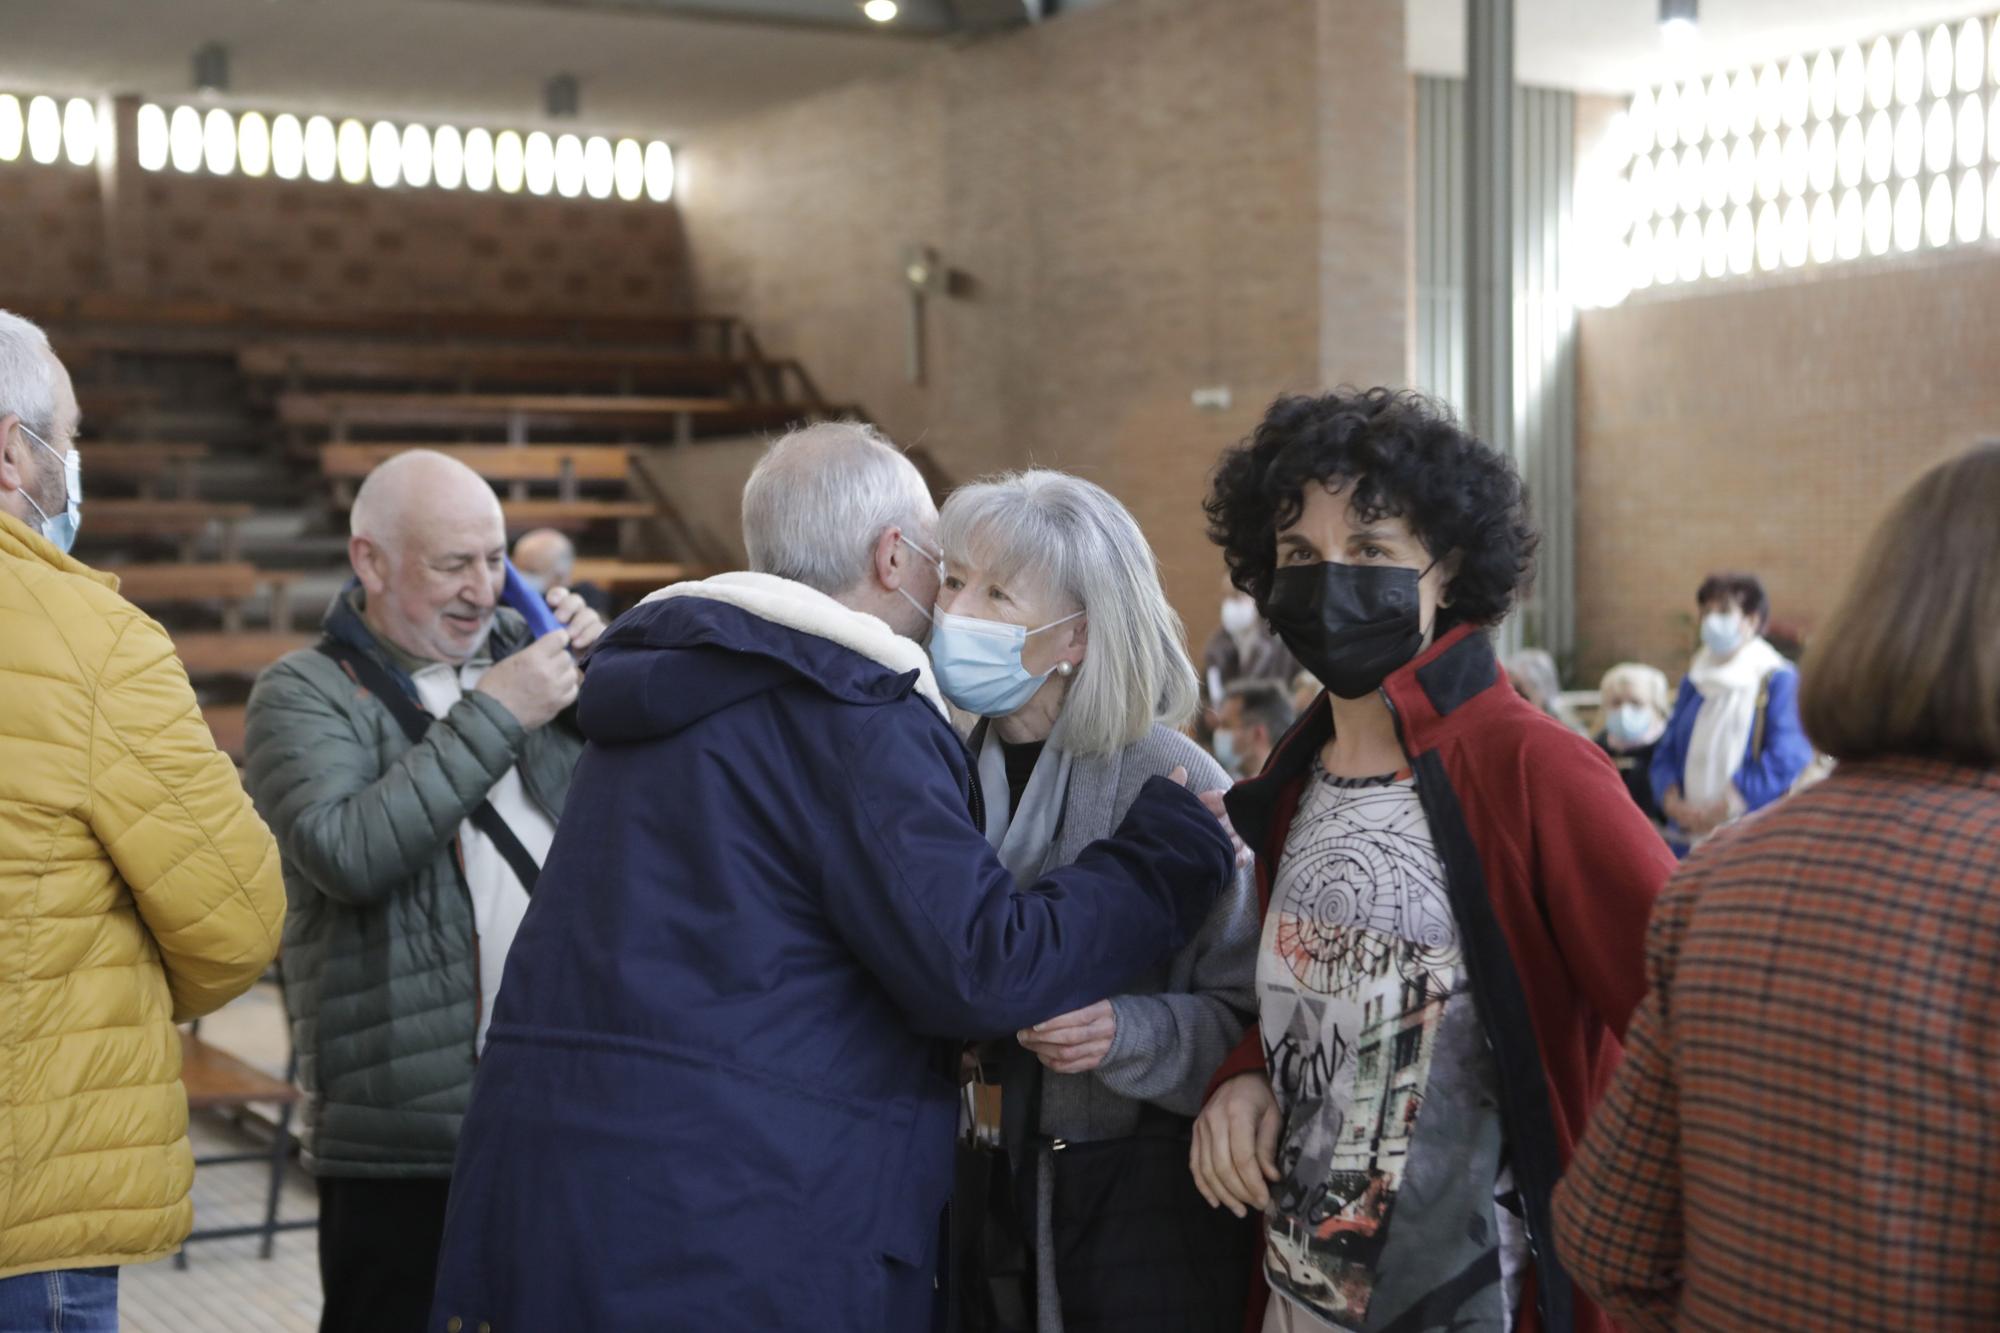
top-left (1264, 561), bottom-right (1435, 701)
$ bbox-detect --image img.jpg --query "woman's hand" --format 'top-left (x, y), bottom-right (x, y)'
top-left (1683, 799), bottom-right (1730, 836)
top-left (1191, 1071), bottom-right (1282, 1219)
top-left (1019, 1001), bottom-right (1117, 1074)
top-left (1197, 787), bottom-right (1255, 869)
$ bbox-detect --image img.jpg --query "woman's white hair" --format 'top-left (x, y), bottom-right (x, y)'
top-left (0, 310), bottom-right (58, 438)
top-left (742, 421), bottom-right (935, 596)
top-left (1600, 661), bottom-right (1672, 719)
top-left (939, 469), bottom-right (1198, 757)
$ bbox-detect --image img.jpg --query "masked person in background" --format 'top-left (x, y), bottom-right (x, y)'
top-left (933, 470), bottom-right (1261, 1333)
top-left (1593, 663), bottom-right (1672, 830)
top-left (1191, 389), bottom-right (1675, 1333)
top-left (1213, 679), bottom-right (1296, 782)
top-left (1202, 572), bottom-right (1297, 719)
top-left (1649, 573), bottom-right (1814, 857)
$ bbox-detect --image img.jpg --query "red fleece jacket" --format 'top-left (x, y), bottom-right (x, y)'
top-left (1208, 624), bottom-right (1676, 1333)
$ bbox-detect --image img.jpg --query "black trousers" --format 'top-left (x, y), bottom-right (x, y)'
top-left (1034, 1133), bottom-right (1259, 1333)
top-left (317, 1176), bottom-right (452, 1333)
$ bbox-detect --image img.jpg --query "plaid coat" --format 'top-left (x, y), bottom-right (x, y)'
top-left (1553, 756), bottom-right (2000, 1330)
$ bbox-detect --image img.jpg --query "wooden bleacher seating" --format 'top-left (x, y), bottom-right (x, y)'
top-left (8, 298), bottom-right (839, 642)
top-left (278, 390), bottom-right (783, 444)
top-left (240, 342), bottom-right (738, 395)
top-left (175, 1026), bottom-right (313, 1264)
top-left (318, 443), bottom-right (652, 530)
top-left (571, 559), bottom-right (692, 594)
top-left (105, 562), bottom-right (299, 635)
top-left (81, 442), bottom-right (210, 498)
top-left (320, 442), bottom-right (633, 501)
top-left (172, 632), bottom-right (315, 681)
top-left (76, 384), bottom-right (163, 418)
top-left (85, 499), bottom-right (253, 561)
top-left (495, 499), bottom-right (658, 529)
top-left (204, 703), bottom-right (247, 763)
top-left (28, 295), bottom-right (738, 353)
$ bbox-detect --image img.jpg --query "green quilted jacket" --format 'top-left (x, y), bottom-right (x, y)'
top-left (242, 590), bottom-right (582, 1177)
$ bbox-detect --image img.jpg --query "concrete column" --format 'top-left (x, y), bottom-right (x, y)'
top-left (98, 94), bottom-right (150, 295)
top-left (1465, 0), bottom-right (1519, 654)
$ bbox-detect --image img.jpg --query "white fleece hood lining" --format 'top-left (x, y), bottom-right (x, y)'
top-left (643, 571), bottom-right (947, 718)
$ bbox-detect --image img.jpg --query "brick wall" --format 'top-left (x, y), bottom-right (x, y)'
top-left (0, 163), bottom-right (104, 298)
top-left (678, 0), bottom-right (1410, 642)
top-left (1575, 246), bottom-right (2000, 682)
top-left (0, 154), bottom-right (688, 317)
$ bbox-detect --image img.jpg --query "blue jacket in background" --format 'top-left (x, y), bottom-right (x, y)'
top-left (426, 586), bottom-right (1233, 1333)
top-left (1650, 660), bottom-right (1814, 848)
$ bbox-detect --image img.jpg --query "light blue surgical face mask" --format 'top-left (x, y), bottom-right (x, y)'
top-left (1607, 703), bottom-right (1656, 747)
top-left (1211, 726), bottom-right (1243, 778)
top-left (928, 606), bottom-right (1083, 718)
top-left (1700, 611), bottom-right (1746, 658)
top-left (17, 424), bottom-right (80, 555)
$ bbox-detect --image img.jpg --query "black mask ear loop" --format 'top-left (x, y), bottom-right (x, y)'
top-left (1414, 557), bottom-right (1443, 642)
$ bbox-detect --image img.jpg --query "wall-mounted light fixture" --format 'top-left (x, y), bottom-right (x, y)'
top-left (903, 244), bottom-right (943, 384)
top-left (1660, 0), bottom-right (1698, 52)
top-left (545, 74), bottom-right (580, 119)
top-left (863, 1), bottom-right (900, 23)
top-left (193, 42), bottom-right (229, 95)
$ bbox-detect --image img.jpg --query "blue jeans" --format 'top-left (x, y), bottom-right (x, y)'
top-left (0, 1267), bottom-right (117, 1333)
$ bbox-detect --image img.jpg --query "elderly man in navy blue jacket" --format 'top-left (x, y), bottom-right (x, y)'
top-left (428, 422), bottom-right (1234, 1333)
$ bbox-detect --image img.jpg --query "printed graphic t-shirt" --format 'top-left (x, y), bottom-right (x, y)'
top-left (1257, 764), bottom-right (1526, 1333)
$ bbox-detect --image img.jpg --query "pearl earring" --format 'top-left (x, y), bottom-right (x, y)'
top-left (1056, 662), bottom-right (1074, 678)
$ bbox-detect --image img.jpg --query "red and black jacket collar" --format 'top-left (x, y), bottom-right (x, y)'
top-left (1224, 622), bottom-right (1502, 859)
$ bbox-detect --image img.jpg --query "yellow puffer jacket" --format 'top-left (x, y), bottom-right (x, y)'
top-left (0, 511), bottom-right (286, 1280)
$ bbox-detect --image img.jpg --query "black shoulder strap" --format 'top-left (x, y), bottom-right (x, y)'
top-left (317, 638), bottom-right (542, 896)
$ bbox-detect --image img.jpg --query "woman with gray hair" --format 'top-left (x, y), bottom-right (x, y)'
top-left (934, 470), bottom-right (1258, 1333)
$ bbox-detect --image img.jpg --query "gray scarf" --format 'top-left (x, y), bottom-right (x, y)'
top-left (973, 713), bottom-right (1081, 1333)
top-left (975, 714), bottom-right (1076, 883)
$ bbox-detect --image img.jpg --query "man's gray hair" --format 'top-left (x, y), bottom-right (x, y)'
top-left (939, 470), bottom-right (1199, 757)
top-left (742, 421), bottom-right (936, 596)
top-left (0, 310), bottom-right (58, 438)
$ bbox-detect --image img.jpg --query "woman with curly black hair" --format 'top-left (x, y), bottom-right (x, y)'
top-left (1186, 389), bottom-right (1675, 1333)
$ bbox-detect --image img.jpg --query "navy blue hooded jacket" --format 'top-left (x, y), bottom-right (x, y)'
top-left (427, 577), bottom-right (1233, 1332)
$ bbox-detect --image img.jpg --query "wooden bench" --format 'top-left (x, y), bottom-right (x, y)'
top-left (571, 559), bottom-right (695, 594)
top-left (320, 443), bottom-right (633, 503)
top-left (204, 703), bottom-right (247, 762)
top-left (500, 499), bottom-right (657, 530)
top-left (80, 442), bottom-right (210, 498)
top-left (83, 500), bottom-right (252, 561)
top-left (77, 384), bottom-right (163, 417)
top-left (176, 1028), bottom-right (313, 1265)
top-left (106, 563), bottom-right (300, 633)
top-left (279, 391), bottom-right (740, 444)
top-left (172, 632), bottom-right (315, 680)
top-left (27, 295), bottom-right (736, 352)
top-left (243, 343), bottom-right (739, 395)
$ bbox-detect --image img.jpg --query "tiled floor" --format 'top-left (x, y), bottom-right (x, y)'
top-left (122, 984), bottom-right (324, 1333)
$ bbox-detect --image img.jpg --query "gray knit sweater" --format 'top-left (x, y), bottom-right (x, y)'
top-left (1033, 723), bottom-right (1259, 1139)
